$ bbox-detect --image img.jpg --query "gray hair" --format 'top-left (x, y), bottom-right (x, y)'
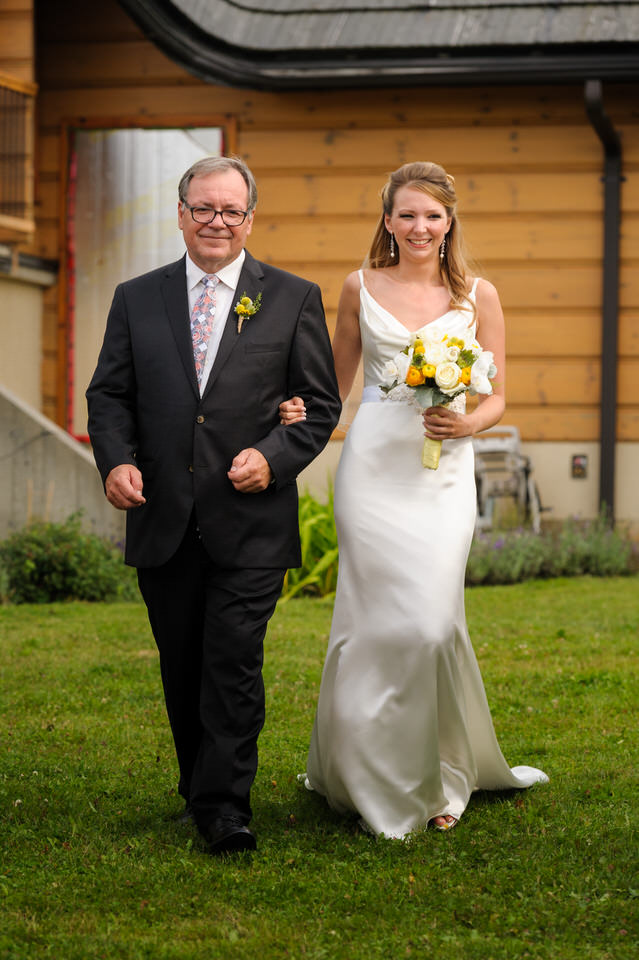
top-left (178, 156), bottom-right (258, 212)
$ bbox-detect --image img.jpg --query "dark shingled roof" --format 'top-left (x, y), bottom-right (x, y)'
top-left (117, 0), bottom-right (639, 88)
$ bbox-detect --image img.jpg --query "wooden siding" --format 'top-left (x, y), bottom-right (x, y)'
top-left (0, 0), bottom-right (34, 84)
top-left (0, 2), bottom-right (36, 244)
top-left (34, 0), bottom-right (639, 442)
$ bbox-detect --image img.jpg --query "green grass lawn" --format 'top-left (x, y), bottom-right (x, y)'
top-left (1, 578), bottom-right (638, 959)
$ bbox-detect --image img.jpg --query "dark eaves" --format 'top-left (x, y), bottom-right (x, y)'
top-left (117, 0), bottom-right (639, 90)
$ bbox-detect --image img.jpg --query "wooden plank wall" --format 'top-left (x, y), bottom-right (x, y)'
top-left (34, 0), bottom-right (639, 442)
top-left (0, 0), bottom-right (33, 83)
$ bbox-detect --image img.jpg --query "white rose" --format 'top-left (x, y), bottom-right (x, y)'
top-left (470, 351), bottom-right (496, 395)
top-left (435, 361), bottom-right (462, 395)
top-left (395, 352), bottom-right (411, 382)
top-left (424, 341), bottom-right (447, 365)
top-left (381, 359), bottom-right (399, 385)
top-left (445, 345), bottom-right (460, 362)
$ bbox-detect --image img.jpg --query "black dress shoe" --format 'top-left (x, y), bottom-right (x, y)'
top-left (203, 816), bottom-right (257, 856)
top-left (174, 803), bottom-right (194, 825)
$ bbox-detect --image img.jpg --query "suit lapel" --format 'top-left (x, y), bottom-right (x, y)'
top-left (202, 251), bottom-right (265, 397)
top-left (160, 256), bottom-right (199, 398)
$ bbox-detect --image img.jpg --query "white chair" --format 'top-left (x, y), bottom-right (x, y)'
top-left (472, 425), bottom-right (545, 533)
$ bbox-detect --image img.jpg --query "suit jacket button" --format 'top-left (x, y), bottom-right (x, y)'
top-left (196, 415), bottom-right (205, 423)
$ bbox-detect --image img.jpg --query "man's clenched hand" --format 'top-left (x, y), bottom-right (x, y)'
top-left (105, 464), bottom-right (146, 510)
top-left (228, 448), bottom-right (273, 493)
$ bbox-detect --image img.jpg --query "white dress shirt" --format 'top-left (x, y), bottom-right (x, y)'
top-left (185, 249), bottom-right (246, 394)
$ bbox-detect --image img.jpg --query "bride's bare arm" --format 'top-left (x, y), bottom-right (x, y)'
top-left (279, 271), bottom-right (362, 424)
top-left (423, 278), bottom-right (506, 440)
top-left (331, 271), bottom-right (362, 402)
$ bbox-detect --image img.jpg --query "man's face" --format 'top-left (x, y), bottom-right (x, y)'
top-left (178, 169), bottom-right (254, 272)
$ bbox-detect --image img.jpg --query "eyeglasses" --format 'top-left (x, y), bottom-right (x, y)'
top-left (182, 203), bottom-right (249, 227)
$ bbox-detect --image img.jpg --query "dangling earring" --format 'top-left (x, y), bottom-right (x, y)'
top-left (389, 232), bottom-right (395, 258)
top-left (439, 236), bottom-right (447, 263)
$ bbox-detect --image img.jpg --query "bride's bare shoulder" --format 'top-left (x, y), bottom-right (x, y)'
top-left (337, 270), bottom-right (363, 319)
top-left (342, 270), bottom-right (361, 293)
top-left (474, 277), bottom-right (502, 308)
top-left (361, 265), bottom-right (398, 294)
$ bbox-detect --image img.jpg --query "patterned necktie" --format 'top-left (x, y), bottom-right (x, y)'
top-left (190, 274), bottom-right (220, 385)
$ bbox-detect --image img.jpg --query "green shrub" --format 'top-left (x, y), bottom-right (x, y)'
top-left (549, 513), bottom-right (634, 577)
top-left (0, 554), bottom-right (9, 604)
top-left (466, 512), bottom-right (635, 586)
top-left (0, 513), bottom-right (139, 604)
top-left (465, 528), bottom-right (548, 585)
top-left (280, 486), bottom-right (339, 601)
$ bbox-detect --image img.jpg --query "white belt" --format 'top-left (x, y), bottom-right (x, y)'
top-left (361, 385), bottom-right (383, 403)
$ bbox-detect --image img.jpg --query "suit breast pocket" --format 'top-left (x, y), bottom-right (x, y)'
top-left (243, 342), bottom-right (286, 354)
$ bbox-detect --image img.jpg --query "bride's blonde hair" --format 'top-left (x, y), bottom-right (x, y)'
top-left (367, 161), bottom-right (473, 310)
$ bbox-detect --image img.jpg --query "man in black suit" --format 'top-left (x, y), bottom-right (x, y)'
top-left (86, 156), bottom-right (340, 855)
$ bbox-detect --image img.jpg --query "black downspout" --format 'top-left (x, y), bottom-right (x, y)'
top-left (584, 79), bottom-right (622, 522)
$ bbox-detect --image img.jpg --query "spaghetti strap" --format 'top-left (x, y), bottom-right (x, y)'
top-left (358, 268), bottom-right (366, 291)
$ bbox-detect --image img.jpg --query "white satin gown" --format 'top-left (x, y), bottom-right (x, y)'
top-left (302, 272), bottom-right (548, 839)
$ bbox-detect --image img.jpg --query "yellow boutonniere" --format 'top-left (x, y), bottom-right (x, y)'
top-left (234, 292), bottom-right (262, 334)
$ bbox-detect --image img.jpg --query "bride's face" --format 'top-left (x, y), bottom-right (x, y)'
top-left (385, 185), bottom-right (451, 262)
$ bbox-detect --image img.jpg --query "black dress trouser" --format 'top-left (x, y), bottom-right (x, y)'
top-left (136, 513), bottom-right (286, 829)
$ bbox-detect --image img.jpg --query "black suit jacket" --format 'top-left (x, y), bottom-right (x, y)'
top-left (86, 251), bottom-right (341, 569)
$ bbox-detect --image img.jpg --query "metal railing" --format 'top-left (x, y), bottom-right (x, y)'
top-left (0, 73), bottom-right (37, 240)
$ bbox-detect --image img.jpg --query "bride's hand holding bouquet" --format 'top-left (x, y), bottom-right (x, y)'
top-left (380, 329), bottom-right (497, 469)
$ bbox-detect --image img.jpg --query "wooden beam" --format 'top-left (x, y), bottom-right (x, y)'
top-left (0, 70), bottom-right (37, 96)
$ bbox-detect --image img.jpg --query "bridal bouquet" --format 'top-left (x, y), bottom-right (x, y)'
top-left (379, 330), bottom-right (497, 469)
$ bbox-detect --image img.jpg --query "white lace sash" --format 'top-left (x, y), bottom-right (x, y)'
top-left (361, 383), bottom-right (466, 413)
top-left (361, 385), bottom-right (383, 403)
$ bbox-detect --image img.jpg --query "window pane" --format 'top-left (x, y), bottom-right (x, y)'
top-left (70, 127), bottom-right (223, 436)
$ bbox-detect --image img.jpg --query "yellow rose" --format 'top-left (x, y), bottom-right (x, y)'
top-left (423, 363), bottom-right (436, 379)
top-left (412, 338), bottom-right (425, 357)
top-left (461, 366), bottom-right (472, 386)
top-left (240, 296), bottom-right (252, 307)
top-left (406, 366), bottom-right (425, 386)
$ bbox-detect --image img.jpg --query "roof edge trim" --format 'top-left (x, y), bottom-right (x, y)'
top-left (117, 0), bottom-right (639, 89)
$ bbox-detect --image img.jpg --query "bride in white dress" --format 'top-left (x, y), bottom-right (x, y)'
top-left (280, 161), bottom-right (548, 839)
